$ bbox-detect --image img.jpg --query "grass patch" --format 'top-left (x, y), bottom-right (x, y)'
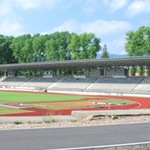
top-left (43, 116), bottom-right (57, 123)
top-left (103, 98), bottom-right (134, 105)
top-left (70, 120), bottom-right (78, 122)
top-left (0, 91), bottom-right (92, 103)
top-left (0, 106), bottom-right (29, 115)
top-left (13, 121), bottom-right (22, 125)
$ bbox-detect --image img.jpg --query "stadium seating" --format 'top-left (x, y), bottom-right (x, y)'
top-left (0, 75), bottom-right (150, 94)
top-left (85, 76), bottom-right (145, 93)
top-left (47, 76), bottom-right (97, 91)
top-left (133, 76), bottom-right (150, 93)
top-left (0, 77), bottom-right (31, 87)
top-left (20, 76), bottom-right (60, 88)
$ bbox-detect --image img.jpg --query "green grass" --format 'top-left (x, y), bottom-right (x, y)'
top-left (13, 121), bottom-right (23, 125)
top-left (0, 91), bottom-right (91, 103)
top-left (0, 106), bottom-right (29, 114)
top-left (102, 98), bottom-right (133, 105)
top-left (0, 92), bottom-right (93, 114)
top-left (0, 92), bottom-right (134, 115)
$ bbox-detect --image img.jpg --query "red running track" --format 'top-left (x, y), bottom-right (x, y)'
top-left (0, 95), bottom-right (150, 116)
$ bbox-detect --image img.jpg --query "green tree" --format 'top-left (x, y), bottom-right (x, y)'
top-left (8, 31), bottom-right (101, 63)
top-left (135, 66), bottom-right (142, 76)
top-left (125, 26), bottom-right (150, 56)
top-left (10, 34), bottom-right (33, 63)
top-left (101, 44), bottom-right (109, 58)
top-left (45, 32), bottom-right (72, 61)
top-left (0, 35), bottom-right (15, 64)
top-left (129, 66), bottom-right (136, 76)
top-left (45, 38), bottom-right (58, 61)
top-left (32, 34), bottom-right (48, 62)
top-left (68, 33), bottom-right (101, 59)
top-left (68, 33), bottom-right (80, 59)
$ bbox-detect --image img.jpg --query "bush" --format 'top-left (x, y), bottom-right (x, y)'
top-left (129, 66), bottom-right (136, 76)
top-left (13, 121), bottom-right (22, 125)
top-left (136, 66), bottom-right (142, 76)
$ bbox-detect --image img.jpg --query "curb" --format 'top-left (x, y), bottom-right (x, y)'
top-left (71, 109), bottom-right (150, 118)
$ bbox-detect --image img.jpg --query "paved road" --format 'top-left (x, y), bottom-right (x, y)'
top-left (0, 123), bottom-right (150, 150)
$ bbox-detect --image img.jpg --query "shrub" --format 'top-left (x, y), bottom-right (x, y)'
top-left (111, 114), bottom-right (118, 120)
top-left (13, 121), bottom-right (22, 125)
top-left (129, 66), bottom-right (136, 76)
top-left (136, 66), bottom-right (142, 76)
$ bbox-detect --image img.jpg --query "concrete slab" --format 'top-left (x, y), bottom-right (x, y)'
top-left (0, 115), bottom-right (77, 123)
top-left (71, 109), bottom-right (150, 118)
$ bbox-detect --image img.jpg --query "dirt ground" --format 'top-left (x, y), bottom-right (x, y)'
top-left (1, 92), bottom-right (150, 116)
top-left (1, 90), bottom-right (150, 116)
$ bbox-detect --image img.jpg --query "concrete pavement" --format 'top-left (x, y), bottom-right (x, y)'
top-left (0, 109), bottom-right (150, 123)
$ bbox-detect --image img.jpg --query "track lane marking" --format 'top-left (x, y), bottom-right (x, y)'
top-left (46, 141), bottom-right (150, 150)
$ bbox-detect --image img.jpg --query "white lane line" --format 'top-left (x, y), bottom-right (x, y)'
top-left (46, 141), bottom-right (150, 150)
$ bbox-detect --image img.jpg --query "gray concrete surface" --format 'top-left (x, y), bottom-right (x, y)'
top-left (71, 109), bottom-right (150, 118)
top-left (0, 109), bottom-right (150, 123)
top-left (0, 115), bottom-right (77, 123)
top-left (0, 123), bottom-right (150, 150)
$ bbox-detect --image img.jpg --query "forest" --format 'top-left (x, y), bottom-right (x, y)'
top-left (0, 32), bottom-right (101, 64)
top-left (0, 26), bottom-right (149, 65)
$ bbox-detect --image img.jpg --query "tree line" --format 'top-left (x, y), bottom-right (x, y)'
top-left (0, 26), bottom-right (149, 65)
top-left (125, 26), bottom-right (150, 56)
top-left (0, 32), bottom-right (102, 64)
top-left (126, 26), bottom-right (150, 76)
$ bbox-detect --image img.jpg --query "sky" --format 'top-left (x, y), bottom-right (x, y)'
top-left (0, 0), bottom-right (150, 55)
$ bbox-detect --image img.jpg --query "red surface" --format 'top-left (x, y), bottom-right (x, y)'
top-left (0, 91), bottom-right (150, 116)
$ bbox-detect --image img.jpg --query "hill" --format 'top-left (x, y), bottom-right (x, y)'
top-left (97, 54), bottom-right (128, 59)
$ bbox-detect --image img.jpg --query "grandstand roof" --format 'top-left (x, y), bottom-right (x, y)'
top-left (0, 56), bottom-right (150, 71)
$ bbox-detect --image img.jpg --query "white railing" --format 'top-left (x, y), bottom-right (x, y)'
top-left (112, 75), bottom-right (126, 79)
top-left (73, 75), bottom-right (86, 79)
top-left (43, 75), bottom-right (53, 78)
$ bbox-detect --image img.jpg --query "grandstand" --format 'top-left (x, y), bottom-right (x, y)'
top-left (133, 76), bottom-right (150, 93)
top-left (85, 76), bottom-right (145, 93)
top-left (21, 76), bottom-right (59, 89)
top-left (0, 56), bottom-right (150, 94)
top-left (0, 77), bottom-right (31, 87)
top-left (47, 76), bottom-right (97, 91)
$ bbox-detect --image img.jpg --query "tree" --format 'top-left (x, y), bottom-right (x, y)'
top-left (10, 34), bottom-right (33, 63)
top-left (129, 66), bottom-right (136, 76)
top-left (45, 32), bottom-right (72, 61)
top-left (0, 35), bottom-right (15, 64)
top-left (45, 38), bottom-right (58, 61)
top-left (144, 67), bottom-right (149, 76)
top-left (68, 33), bottom-right (81, 59)
top-left (101, 44), bottom-right (109, 58)
top-left (68, 33), bottom-right (101, 59)
top-left (32, 34), bottom-right (48, 62)
top-left (135, 66), bottom-right (142, 76)
top-left (7, 31), bottom-right (101, 63)
top-left (125, 26), bottom-right (150, 56)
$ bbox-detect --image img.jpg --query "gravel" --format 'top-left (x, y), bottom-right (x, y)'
top-left (0, 115), bottom-right (150, 130)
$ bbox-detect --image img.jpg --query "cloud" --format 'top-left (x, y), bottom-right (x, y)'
top-left (0, 0), bottom-right (63, 36)
top-left (0, 1), bottom-right (13, 17)
top-left (0, 0), bottom-right (63, 15)
top-left (83, 0), bottom-right (128, 13)
top-left (43, 20), bottom-right (80, 34)
top-left (83, 0), bottom-right (102, 13)
top-left (103, 0), bottom-right (128, 11)
top-left (45, 19), bottom-right (132, 36)
top-left (104, 37), bottom-right (127, 54)
top-left (47, 19), bottom-right (132, 55)
top-left (80, 20), bottom-right (132, 36)
top-left (126, 0), bottom-right (150, 17)
top-left (0, 20), bottom-right (24, 36)
top-left (13, 0), bottom-right (63, 10)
